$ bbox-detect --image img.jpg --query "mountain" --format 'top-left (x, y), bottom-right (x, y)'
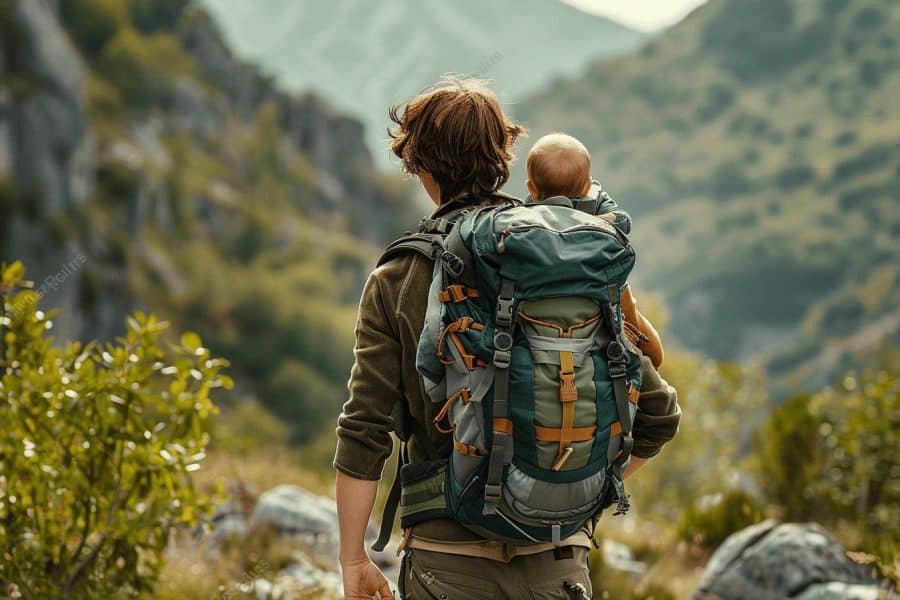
top-left (514, 0), bottom-right (900, 392)
top-left (200, 0), bottom-right (645, 164)
top-left (0, 0), bottom-right (418, 441)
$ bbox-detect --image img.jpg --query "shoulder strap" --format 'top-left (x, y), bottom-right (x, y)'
top-left (376, 233), bottom-right (444, 267)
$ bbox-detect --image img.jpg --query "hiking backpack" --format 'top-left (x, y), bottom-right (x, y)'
top-left (371, 186), bottom-right (643, 550)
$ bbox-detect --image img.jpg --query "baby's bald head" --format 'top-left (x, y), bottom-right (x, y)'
top-left (526, 133), bottom-right (592, 201)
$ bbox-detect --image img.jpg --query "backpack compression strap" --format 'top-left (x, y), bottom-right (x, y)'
top-left (483, 277), bottom-right (516, 517)
top-left (603, 283), bottom-right (635, 516)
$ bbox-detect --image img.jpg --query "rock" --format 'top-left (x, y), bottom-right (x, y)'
top-left (253, 552), bottom-right (342, 600)
top-left (694, 520), bottom-right (895, 600)
top-left (1, 0), bottom-right (100, 343)
top-left (602, 539), bottom-right (647, 578)
top-left (6, 0), bottom-right (94, 214)
top-left (250, 484), bottom-right (338, 538)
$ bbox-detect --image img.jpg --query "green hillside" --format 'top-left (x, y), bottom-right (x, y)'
top-left (514, 0), bottom-right (900, 392)
top-left (0, 0), bottom-right (418, 442)
top-left (201, 0), bottom-right (645, 164)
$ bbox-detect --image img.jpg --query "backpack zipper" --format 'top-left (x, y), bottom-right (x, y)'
top-left (496, 223), bottom-right (627, 252)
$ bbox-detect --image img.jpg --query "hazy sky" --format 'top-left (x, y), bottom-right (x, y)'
top-left (562, 0), bottom-right (708, 32)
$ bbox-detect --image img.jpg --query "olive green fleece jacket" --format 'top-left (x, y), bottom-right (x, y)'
top-left (334, 201), bottom-right (682, 542)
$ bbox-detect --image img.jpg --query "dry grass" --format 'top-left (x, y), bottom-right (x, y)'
top-left (193, 446), bottom-right (335, 500)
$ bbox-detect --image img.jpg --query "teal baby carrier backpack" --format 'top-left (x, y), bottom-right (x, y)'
top-left (372, 184), bottom-right (642, 550)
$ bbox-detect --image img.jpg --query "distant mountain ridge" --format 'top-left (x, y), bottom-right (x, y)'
top-left (201, 0), bottom-right (645, 164)
top-left (515, 0), bottom-right (900, 392)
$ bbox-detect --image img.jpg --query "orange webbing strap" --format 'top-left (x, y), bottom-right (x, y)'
top-left (438, 284), bottom-right (480, 303)
top-left (558, 350), bottom-right (578, 462)
top-left (436, 317), bottom-right (485, 371)
top-left (534, 425), bottom-right (596, 442)
top-left (628, 382), bottom-right (639, 405)
top-left (493, 417), bottom-right (513, 436)
top-left (432, 388), bottom-right (471, 434)
top-left (610, 421), bottom-right (624, 460)
top-left (454, 440), bottom-right (487, 457)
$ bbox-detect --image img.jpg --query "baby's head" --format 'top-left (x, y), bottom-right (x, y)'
top-left (526, 133), bottom-right (592, 201)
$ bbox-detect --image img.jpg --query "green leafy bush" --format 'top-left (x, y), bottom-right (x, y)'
top-left (756, 352), bottom-right (900, 563)
top-left (0, 262), bottom-right (231, 598)
top-left (678, 490), bottom-right (764, 550)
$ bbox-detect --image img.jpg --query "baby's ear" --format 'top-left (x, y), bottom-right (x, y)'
top-left (526, 179), bottom-right (539, 201)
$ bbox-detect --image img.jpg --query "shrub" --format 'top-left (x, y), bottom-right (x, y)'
top-left (833, 130), bottom-right (857, 147)
top-left (0, 262), bottom-right (231, 598)
top-left (775, 163), bottom-right (816, 190)
top-left (263, 360), bottom-right (341, 444)
top-left (678, 490), bottom-right (765, 550)
top-left (126, 0), bottom-right (189, 34)
top-left (710, 161), bottom-right (751, 201)
top-left (832, 144), bottom-right (896, 181)
top-left (756, 354), bottom-right (900, 563)
top-left (59, 0), bottom-right (128, 58)
top-left (696, 84), bottom-right (735, 122)
top-left (99, 28), bottom-right (196, 109)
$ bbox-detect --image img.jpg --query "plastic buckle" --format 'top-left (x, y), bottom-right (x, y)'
top-left (441, 251), bottom-right (464, 278)
top-left (495, 298), bottom-right (514, 326)
top-left (607, 340), bottom-right (625, 362)
top-left (493, 349), bottom-right (511, 369)
top-left (609, 364), bottom-right (626, 379)
top-left (484, 483), bottom-right (502, 503)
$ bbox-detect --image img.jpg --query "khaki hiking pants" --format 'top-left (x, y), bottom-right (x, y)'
top-left (398, 546), bottom-right (592, 599)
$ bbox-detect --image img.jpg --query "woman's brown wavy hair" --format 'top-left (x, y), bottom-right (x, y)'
top-left (389, 76), bottom-right (525, 204)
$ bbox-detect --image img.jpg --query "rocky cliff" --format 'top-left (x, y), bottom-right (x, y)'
top-left (0, 0), bottom-right (412, 338)
top-left (0, 0), bottom-right (417, 440)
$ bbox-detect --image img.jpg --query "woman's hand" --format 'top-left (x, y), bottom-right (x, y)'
top-left (340, 556), bottom-right (393, 599)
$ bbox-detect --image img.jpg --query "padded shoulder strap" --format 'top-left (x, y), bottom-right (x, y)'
top-left (377, 233), bottom-right (444, 267)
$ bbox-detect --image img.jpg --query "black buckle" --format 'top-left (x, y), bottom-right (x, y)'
top-left (608, 363), bottom-right (627, 379)
top-left (607, 340), bottom-right (625, 362)
top-left (441, 251), bottom-right (464, 278)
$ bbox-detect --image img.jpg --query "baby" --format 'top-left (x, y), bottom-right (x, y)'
top-left (526, 133), bottom-right (664, 368)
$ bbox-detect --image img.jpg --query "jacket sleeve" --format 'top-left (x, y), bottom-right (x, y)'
top-left (333, 269), bottom-right (401, 480)
top-left (631, 356), bottom-right (681, 459)
top-left (595, 191), bottom-right (632, 235)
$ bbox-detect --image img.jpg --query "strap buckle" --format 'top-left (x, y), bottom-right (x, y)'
top-left (608, 364), bottom-right (627, 380)
top-left (493, 349), bottom-right (511, 369)
top-left (441, 251), bottom-right (465, 278)
top-left (495, 297), bottom-right (514, 327)
top-left (607, 340), bottom-right (625, 362)
top-left (483, 483), bottom-right (502, 514)
top-left (493, 331), bottom-right (513, 351)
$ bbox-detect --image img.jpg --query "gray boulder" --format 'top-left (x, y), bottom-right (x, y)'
top-left (694, 520), bottom-right (895, 599)
top-left (249, 484), bottom-right (338, 538)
